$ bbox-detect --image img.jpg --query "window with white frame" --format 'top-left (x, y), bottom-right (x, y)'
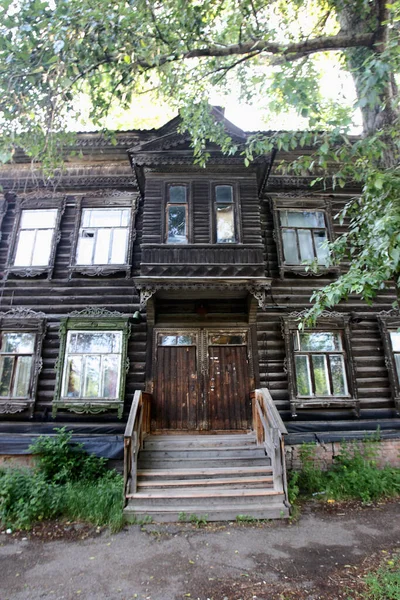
top-left (76, 208), bottom-right (130, 265)
top-left (61, 331), bottom-right (123, 399)
top-left (13, 209), bottom-right (58, 267)
top-left (389, 330), bottom-right (400, 383)
top-left (279, 210), bottom-right (329, 266)
top-left (165, 185), bottom-right (188, 244)
top-left (293, 331), bottom-right (349, 398)
top-left (0, 332), bottom-right (36, 398)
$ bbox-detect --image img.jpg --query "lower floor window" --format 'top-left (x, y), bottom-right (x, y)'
top-left (389, 331), bottom-right (400, 383)
top-left (293, 331), bottom-right (349, 397)
top-left (62, 331), bottom-right (122, 400)
top-left (0, 332), bottom-right (35, 397)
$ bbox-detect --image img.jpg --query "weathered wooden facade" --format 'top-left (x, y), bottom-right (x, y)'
top-left (0, 108), bottom-right (399, 520)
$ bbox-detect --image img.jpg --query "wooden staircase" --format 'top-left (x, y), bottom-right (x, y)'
top-left (123, 390), bottom-right (290, 523)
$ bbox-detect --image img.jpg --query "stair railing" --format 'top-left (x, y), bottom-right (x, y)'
top-left (123, 390), bottom-right (151, 500)
top-left (252, 388), bottom-right (289, 504)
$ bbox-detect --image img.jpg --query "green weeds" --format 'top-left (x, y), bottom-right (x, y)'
top-left (0, 428), bottom-right (124, 532)
top-left (289, 435), bottom-right (400, 506)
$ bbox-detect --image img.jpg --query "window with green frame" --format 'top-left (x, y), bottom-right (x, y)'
top-left (53, 311), bottom-right (130, 418)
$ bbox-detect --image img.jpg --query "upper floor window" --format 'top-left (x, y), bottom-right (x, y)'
top-left (215, 185), bottom-right (236, 243)
top-left (6, 197), bottom-right (65, 280)
top-left (389, 330), bottom-right (400, 382)
top-left (14, 209), bottom-right (58, 267)
top-left (279, 210), bottom-right (328, 266)
top-left (76, 208), bottom-right (130, 265)
top-left (69, 193), bottom-right (138, 278)
top-left (166, 185), bottom-right (188, 244)
top-left (271, 198), bottom-right (337, 278)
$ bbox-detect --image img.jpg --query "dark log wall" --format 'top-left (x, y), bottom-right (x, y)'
top-left (258, 194), bottom-right (398, 437)
top-left (0, 193), bottom-right (145, 429)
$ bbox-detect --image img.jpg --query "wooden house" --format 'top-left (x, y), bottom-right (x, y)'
top-left (0, 108), bottom-right (399, 521)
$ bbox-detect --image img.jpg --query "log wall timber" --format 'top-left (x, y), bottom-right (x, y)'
top-left (0, 193), bottom-right (145, 428)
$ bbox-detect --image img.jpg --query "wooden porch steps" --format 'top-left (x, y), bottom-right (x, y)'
top-left (124, 432), bottom-right (290, 523)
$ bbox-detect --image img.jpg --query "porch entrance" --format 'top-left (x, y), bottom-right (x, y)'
top-left (152, 329), bottom-right (251, 431)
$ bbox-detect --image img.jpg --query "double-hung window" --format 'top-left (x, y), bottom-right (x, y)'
top-left (279, 210), bottom-right (329, 266)
top-left (165, 185), bottom-right (188, 244)
top-left (0, 308), bottom-right (46, 416)
top-left (7, 198), bottom-right (65, 279)
top-left (214, 185), bottom-right (236, 243)
top-left (378, 313), bottom-right (400, 413)
top-left (53, 311), bottom-right (131, 418)
top-left (282, 313), bottom-right (358, 417)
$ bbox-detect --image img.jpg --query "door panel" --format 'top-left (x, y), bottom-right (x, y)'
top-left (153, 345), bottom-right (199, 430)
top-left (208, 345), bottom-right (251, 430)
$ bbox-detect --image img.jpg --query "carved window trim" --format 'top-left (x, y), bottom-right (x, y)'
top-left (271, 197), bottom-right (339, 278)
top-left (211, 182), bottom-right (242, 244)
top-left (53, 310), bottom-right (131, 418)
top-left (0, 196), bottom-right (8, 243)
top-left (163, 182), bottom-right (191, 244)
top-left (5, 197), bottom-right (66, 280)
top-left (282, 312), bottom-right (358, 417)
top-left (0, 308), bottom-right (46, 417)
top-left (378, 313), bottom-right (400, 414)
top-left (69, 194), bottom-right (139, 279)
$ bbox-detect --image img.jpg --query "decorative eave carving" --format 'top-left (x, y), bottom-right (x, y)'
top-left (135, 279), bottom-right (271, 311)
top-left (68, 307), bottom-right (127, 318)
top-left (377, 308), bottom-right (400, 319)
top-left (287, 309), bottom-right (348, 321)
top-left (0, 307), bottom-right (46, 319)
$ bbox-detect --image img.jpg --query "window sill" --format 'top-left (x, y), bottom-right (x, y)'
top-left (5, 266), bottom-right (53, 280)
top-left (69, 265), bottom-right (131, 279)
top-left (52, 399), bottom-right (124, 418)
top-left (290, 396), bottom-right (359, 417)
top-left (279, 265), bottom-right (340, 278)
top-left (0, 399), bottom-right (33, 415)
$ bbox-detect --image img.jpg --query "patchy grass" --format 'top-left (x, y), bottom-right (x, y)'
top-left (0, 428), bottom-right (124, 532)
top-left (357, 551), bottom-right (400, 600)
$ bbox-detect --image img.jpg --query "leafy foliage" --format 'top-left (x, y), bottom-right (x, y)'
top-left (0, 428), bottom-right (123, 531)
top-left (289, 436), bottom-right (400, 504)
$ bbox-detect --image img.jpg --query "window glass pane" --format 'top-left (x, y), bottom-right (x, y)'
top-left (176, 335), bottom-right (194, 345)
top-left (295, 355), bottom-right (312, 395)
top-left (314, 230), bottom-right (329, 265)
top-left (93, 228), bottom-right (111, 264)
top-left (282, 229), bottom-right (299, 264)
top-left (83, 356), bottom-right (101, 397)
top-left (1, 333), bottom-right (35, 354)
top-left (20, 209), bottom-right (57, 229)
top-left (216, 204), bottom-right (235, 243)
top-left (0, 356), bottom-right (14, 396)
top-left (65, 356), bottom-right (82, 397)
top-left (167, 206), bottom-right (187, 243)
top-left (390, 332), bottom-right (400, 352)
top-left (76, 233), bottom-right (94, 264)
top-left (169, 186), bottom-right (187, 203)
top-left (83, 209), bottom-right (124, 228)
top-left (394, 354), bottom-right (400, 383)
top-left (209, 334), bottom-right (246, 345)
top-left (31, 229), bottom-right (53, 266)
top-left (120, 209), bottom-right (130, 227)
top-left (215, 185), bottom-right (233, 203)
top-left (299, 332), bottom-right (341, 352)
top-left (330, 355), bottom-right (348, 395)
top-left (13, 356), bottom-right (32, 397)
top-left (73, 332), bottom-right (119, 354)
top-left (111, 228), bottom-right (128, 264)
top-left (312, 354), bottom-right (330, 395)
top-left (286, 211), bottom-right (324, 228)
top-left (159, 335), bottom-right (177, 346)
top-left (14, 230), bottom-right (35, 266)
top-left (103, 356), bottom-right (119, 397)
top-left (298, 229), bottom-right (314, 262)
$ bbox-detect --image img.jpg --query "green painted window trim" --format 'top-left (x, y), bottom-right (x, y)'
top-left (52, 315), bottom-right (131, 419)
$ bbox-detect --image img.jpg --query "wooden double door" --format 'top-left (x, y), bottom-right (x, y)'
top-left (152, 328), bottom-right (252, 431)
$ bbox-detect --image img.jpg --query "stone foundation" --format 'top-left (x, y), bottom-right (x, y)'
top-left (285, 438), bottom-right (400, 471)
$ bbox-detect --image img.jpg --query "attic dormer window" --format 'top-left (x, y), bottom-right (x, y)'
top-left (166, 185), bottom-right (188, 244)
top-left (215, 185), bottom-right (236, 243)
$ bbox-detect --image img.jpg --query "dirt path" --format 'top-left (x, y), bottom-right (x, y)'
top-left (0, 501), bottom-right (399, 600)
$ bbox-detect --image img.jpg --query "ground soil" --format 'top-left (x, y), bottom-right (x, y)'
top-left (0, 499), bottom-right (399, 600)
